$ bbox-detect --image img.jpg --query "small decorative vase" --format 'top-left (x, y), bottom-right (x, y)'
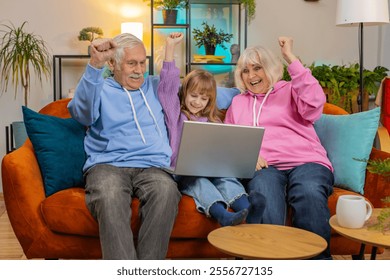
top-left (205, 44), bottom-right (216, 55)
top-left (230, 44), bottom-right (240, 63)
top-left (162, 9), bottom-right (178, 24)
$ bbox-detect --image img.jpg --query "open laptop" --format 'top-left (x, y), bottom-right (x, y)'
top-left (163, 121), bottom-right (265, 179)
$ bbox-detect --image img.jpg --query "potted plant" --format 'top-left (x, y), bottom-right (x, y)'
top-left (144, 0), bottom-right (188, 24)
top-left (357, 157), bottom-right (390, 233)
top-left (0, 21), bottom-right (51, 107)
top-left (314, 64), bottom-right (389, 113)
top-left (0, 21), bottom-right (52, 150)
top-left (283, 63), bottom-right (389, 113)
top-left (363, 65), bottom-right (389, 98)
top-left (192, 21), bottom-right (233, 55)
top-left (78, 26), bottom-right (103, 54)
top-left (311, 64), bottom-right (360, 113)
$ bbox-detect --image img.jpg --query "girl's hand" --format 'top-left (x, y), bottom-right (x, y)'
top-left (278, 36), bottom-right (298, 64)
top-left (256, 155), bottom-right (268, 171)
top-left (167, 32), bottom-right (184, 46)
top-left (165, 33), bottom-right (184, 62)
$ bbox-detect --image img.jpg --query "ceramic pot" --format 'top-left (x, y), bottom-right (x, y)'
top-left (205, 45), bottom-right (216, 55)
top-left (162, 9), bottom-right (178, 24)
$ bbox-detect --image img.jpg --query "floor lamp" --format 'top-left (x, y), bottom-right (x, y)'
top-left (336, 0), bottom-right (389, 112)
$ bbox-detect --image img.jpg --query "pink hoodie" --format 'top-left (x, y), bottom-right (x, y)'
top-left (224, 60), bottom-right (333, 171)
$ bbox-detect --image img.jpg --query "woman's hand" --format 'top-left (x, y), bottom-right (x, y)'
top-left (278, 36), bottom-right (298, 64)
top-left (256, 155), bottom-right (268, 171)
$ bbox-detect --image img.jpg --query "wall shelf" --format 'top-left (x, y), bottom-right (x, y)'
top-left (52, 55), bottom-right (90, 101)
top-left (149, 0), bottom-right (247, 86)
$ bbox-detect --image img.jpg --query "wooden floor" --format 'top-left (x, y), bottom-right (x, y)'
top-left (0, 193), bottom-right (27, 259)
top-left (0, 193), bottom-right (389, 260)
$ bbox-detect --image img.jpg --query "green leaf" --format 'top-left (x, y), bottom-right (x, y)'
top-left (0, 21), bottom-right (51, 107)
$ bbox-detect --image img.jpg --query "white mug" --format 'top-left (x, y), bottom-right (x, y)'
top-left (336, 195), bottom-right (373, 229)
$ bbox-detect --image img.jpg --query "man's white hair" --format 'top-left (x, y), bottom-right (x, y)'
top-left (112, 33), bottom-right (145, 65)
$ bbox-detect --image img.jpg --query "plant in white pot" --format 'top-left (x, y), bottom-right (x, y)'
top-left (0, 21), bottom-right (51, 150)
top-left (78, 26), bottom-right (103, 54)
top-left (144, 0), bottom-right (188, 24)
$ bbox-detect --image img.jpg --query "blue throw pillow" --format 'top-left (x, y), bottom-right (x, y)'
top-left (314, 107), bottom-right (380, 194)
top-left (22, 106), bottom-right (86, 197)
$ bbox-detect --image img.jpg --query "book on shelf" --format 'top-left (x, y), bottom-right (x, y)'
top-left (193, 55), bottom-right (225, 63)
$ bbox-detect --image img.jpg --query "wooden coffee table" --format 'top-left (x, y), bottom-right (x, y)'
top-left (207, 224), bottom-right (327, 259)
top-left (329, 208), bottom-right (390, 260)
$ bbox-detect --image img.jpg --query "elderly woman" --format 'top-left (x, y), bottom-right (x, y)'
top-left (224, 37), bottom-right (334, 259)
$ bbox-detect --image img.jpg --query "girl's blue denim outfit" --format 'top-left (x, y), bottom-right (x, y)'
top-left (175, 175), bottom-right (247, 216)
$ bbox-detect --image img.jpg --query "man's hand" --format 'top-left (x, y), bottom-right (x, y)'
top-left (256, 155), bottom-right (268, 171)
top-left (89, 38), bottom-right (117, 69)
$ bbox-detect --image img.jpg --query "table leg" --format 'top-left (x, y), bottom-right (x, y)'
top-left (370, 247), bottom-right (378, 260)
top-left (352, 244), bottom-right (366, 260)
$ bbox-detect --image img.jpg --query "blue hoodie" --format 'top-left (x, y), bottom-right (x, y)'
top-left (68, 64), bottom-right (240, 172)
top-left (68, 64), bottom-right (171, 171)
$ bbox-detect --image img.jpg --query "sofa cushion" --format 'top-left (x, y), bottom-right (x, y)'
top-left (22, 106), bottom-right (87, 197)
top-left (314, 107), bottom-right (380, 194)
top-left (41, 188), bottom-right (100, 236)
top-left (41, 188), bottom-right (220, 238)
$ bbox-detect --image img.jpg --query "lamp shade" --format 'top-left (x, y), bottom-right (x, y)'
top-left (336, 0), bottom-right (390, 26)
top-left (121, 22), bottom-right (143, 40)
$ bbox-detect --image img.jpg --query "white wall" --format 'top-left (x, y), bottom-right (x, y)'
top-left (248, 0), bottom-right (390, 69)
top-left (1, 0), bottom-right (389, 192)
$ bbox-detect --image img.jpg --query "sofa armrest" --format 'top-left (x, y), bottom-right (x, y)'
top-left (1, 140), bottom-right (48, 252)
top-left (363, 147), bottom-right (390, 207)
top-left (376, 126), bottom-right (390, 153)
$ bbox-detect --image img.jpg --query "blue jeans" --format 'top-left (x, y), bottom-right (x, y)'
top-left (85, 164), bottom-right (181, 260)
top-left (178, 176), bottom-right (247, 216)
top-left (246, 163), bottom-right (334, 259)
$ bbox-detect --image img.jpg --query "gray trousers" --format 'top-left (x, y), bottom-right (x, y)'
top-left (85, 164), bottom-right (181, 259)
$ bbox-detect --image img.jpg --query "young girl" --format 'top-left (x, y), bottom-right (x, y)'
top-left (158, 32), bottom-right (265, 226)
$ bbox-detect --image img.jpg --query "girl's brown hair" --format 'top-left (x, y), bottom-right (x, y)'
top-left (179, 69), bottom-right (223, 122)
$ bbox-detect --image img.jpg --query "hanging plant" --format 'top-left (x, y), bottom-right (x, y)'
top-left (239, 0), bottom-right (256, 23)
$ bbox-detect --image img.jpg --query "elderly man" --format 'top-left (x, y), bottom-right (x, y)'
top-left (68, 33), bottom-right (238, 259)
top-left (68, 33), bottom-right (180, 260)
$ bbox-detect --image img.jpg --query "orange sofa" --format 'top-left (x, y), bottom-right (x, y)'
top-left (2, 98), bottom-right (390, 259)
